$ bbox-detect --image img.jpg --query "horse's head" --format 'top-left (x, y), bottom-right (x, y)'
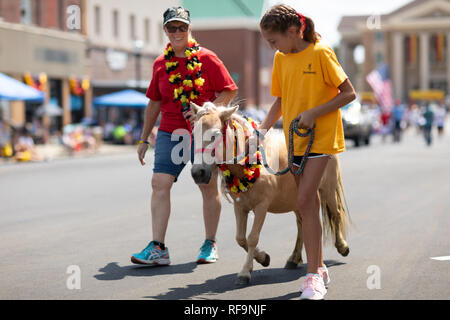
top-left (190, 101), bottom-right (239, 184)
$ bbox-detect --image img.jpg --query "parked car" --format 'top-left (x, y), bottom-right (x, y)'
top-left (341, 100), bottom-right (373, 147)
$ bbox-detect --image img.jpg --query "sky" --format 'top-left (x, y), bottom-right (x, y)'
top-left (267, 0), bottom-right (413, 47)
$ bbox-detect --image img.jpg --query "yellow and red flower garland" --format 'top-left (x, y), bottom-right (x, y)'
top-left (218, 117), bottom-right (263, 198)
top-left (24, 73), bottom-right (47, 92)
top-left (164, 38), bottom-right (205, 111)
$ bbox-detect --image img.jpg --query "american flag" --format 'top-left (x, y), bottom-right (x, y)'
top-left (366, 63), bottom-right (394, 112)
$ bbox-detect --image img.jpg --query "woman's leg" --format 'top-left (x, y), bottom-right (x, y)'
top-left (294, 156), bottom-right (329, 274)
top-left (197, 169), bottom-right (221, 240)
top-left (151, 173), bottom-right (175, 243)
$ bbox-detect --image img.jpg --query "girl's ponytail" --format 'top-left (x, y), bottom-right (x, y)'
top-left (302, 15), bottom-right (320, 43)
top-left (260, 4), bottom-right (321, 44)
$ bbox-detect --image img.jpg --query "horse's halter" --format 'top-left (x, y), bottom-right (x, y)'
top-left (193, 111), bottom-right (244, 164)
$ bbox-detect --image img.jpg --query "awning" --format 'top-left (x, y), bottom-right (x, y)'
top-left (93, 89), bottom-right (149, 108)
top-left (0, 72), bottom-right (45, 102)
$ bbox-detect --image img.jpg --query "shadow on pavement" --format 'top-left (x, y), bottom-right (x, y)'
top-left (94, 261), bottom-right (198, 281)
top-left (143, 260), bottom-right (345, 300)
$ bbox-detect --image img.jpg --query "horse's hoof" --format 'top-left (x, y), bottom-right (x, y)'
top-left (236, 275), bottom-right (250, 286)
top-left (284, 261), bottom-right (298, 269)
top-left (340, 247), bottom-right (350, 257)
top-left (261, 253), bottom-right (270, 267)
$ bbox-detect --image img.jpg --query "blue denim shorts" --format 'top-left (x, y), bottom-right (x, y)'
top-left (153, 130), bottom-right (194, 182)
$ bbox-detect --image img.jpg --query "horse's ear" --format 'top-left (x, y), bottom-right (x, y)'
top-left (219, 105), bottom-right (239, 122)
top-left (190, 102), bottom-right (202, 114)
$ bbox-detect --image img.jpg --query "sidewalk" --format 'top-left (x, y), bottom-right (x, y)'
top-left (0, 142), bottom-right (137, 165)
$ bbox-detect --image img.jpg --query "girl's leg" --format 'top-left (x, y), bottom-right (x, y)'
top-left (151, 173), bottom-right (175, 243)
top-left (294, 156), bottom-right (329, 274)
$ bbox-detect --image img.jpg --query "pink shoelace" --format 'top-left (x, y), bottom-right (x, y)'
top-left (302, 274), bottom-right (322, 291)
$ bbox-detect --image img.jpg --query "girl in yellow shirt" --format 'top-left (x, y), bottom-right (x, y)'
top-left (257, 4), bottom-right (356, 300)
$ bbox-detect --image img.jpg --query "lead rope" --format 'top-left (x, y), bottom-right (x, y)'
top-left (223, 118), bottom-right (314, 176)
top-left (259, 119), bottom-right (315, 176)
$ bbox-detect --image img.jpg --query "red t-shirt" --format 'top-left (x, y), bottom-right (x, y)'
top-left (146, 47), bottom-right (238, 133)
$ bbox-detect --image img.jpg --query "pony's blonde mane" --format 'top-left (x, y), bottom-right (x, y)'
top-left (197, 102), bottom-right (259, 134)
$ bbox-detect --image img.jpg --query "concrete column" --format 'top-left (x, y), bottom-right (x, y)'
top-left (447, 33), bottom-right (450, 95)
top-left (9, 101), bottom-right (25, 126)
top-left (9, 75), bottom-right (25, 127)
top-left (347, 45), bottom-right (357, 83)
top-left (84, 85), bottom-right (93, 119)
top-left (339, 41), bottom-right (349, 72)
top-left (392, 32), bottom-right (405, 100)
top-left (419, 32), bottom-right (430, 90)
top-left (62, 78), bottom-right (72, 126)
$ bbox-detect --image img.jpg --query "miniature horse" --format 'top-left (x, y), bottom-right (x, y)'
top-left (190, 102), bottom-right (350, 285)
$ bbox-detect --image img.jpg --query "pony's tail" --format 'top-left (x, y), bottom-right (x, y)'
top-left (320, 155), bottom-right (351, 256)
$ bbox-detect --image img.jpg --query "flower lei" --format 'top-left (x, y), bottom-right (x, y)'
top-left (218, 117), bottom-right (263, 200)
top-left (164, 38), bottom-right (205, 112)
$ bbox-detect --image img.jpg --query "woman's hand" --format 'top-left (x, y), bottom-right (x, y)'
top-left (137, 143), bottom-right (149, 166)
top-left (183, 109), bottom-right (195, 126)
top-left (295, 109), bottom-right (317, 129)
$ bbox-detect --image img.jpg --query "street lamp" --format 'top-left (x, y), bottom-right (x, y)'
top-left (134, 39), bottom-right (144, 89)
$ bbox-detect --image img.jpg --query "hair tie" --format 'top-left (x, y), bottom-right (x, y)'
top-left (297, 12), bottom-right (306, 32)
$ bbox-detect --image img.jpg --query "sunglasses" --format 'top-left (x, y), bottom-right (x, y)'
top-left (165, 25), bottom-right (189, 33)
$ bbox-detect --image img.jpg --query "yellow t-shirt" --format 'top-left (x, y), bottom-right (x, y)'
top-left (271, 41), bottom-right (348, 155)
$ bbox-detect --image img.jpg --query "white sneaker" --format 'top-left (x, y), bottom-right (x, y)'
top-left (319, 266), bottom-right (330, 288)
top-left (300, 273), bottom-right (327, 300)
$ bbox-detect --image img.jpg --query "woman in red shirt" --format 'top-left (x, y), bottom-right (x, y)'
top-left (131, 6), bottom-right (238, 266)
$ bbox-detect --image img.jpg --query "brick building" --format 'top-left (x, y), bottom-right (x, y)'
top-left (86, 0), bottom-right (179, 96)
top-left (0, 0), bottom-right (89, 131)
top-left (85, 0), bottom-right (180, 128)
top-left (183, 0), bottom-right (275, 109)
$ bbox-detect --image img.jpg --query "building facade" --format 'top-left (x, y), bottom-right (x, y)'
top-left (85, 0), bottom-right (180, 128)
top-left (183, 0), bottom-right (275, 110)
top-left (86, 0), bottom-right (180, 96)
top-left (0, 0), bottom-right (89, 131)
top-left (339, 0), bottom-right (450, 102)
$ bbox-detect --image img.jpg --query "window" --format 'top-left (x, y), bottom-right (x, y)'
top-left (144, 18), bottom-right (150, 44)
top-left (130, 14), bottom-right (136, 40)
top-left (430, 33), bottom-right (446, 65)
top-left (113, 10), bottom-right (119, 38)
top-left (94, 6), bottom-right (101, 35)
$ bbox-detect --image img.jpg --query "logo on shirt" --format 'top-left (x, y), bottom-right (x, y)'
top-left (303, 63), bottom-right (316, 74)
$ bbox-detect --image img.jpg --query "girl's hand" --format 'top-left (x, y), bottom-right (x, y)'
top-left (137, 143), bottom-right (149, 166)
top-left (296, 109), bottom-right (317, 129)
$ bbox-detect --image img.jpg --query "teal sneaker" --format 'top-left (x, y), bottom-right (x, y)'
top-left (196, 239), bottom-right (218, 264)
top-left (131, 241), bottom-right (170, 266)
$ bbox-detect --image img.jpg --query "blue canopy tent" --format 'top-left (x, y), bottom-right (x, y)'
top-left (0, 72), bottom-right (45, 102)
top-left (93, 89), bottom-right (149, 108)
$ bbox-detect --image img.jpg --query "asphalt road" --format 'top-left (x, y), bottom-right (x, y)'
top-left (0, 125), bottom-right (449, 300)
